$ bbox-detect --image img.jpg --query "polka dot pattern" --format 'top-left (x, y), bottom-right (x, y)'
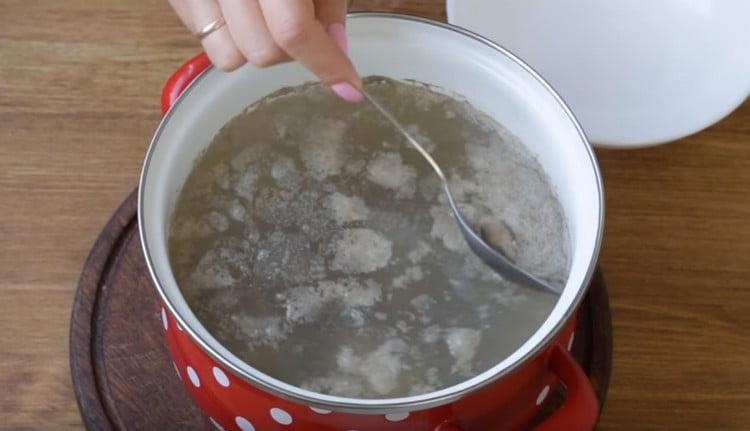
top-left (161, 300), bottom-right (583, 431)
top-left (385, 412), bottom-right (409, 422)
top-left (186, 365), bottom-right (200, 388)
top-left (235, 416), bottom-right (255, 431)
top-left (536, 385), bottom-right (550, 406)
top-left (209, 417), bottom-right (225, 431)
top-left (310, 407), bottom-right (332, 414)
top-left (212, 366), bottom-right (230, 387)
top-left (270, 407), bottom-right (293, 425)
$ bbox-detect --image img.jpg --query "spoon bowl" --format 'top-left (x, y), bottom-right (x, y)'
top-left (362, 90), bottom-right (562, 294)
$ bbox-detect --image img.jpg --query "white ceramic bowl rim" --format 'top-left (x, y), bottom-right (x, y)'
top-left (138, 13), bottom-right (604, 413)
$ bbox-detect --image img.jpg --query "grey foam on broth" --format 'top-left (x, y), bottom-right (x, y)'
top-left (168, 76), bottom-right (570, 399)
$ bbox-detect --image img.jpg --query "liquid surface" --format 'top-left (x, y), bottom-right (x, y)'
top-left (169, 77), bottom-right (570, 398)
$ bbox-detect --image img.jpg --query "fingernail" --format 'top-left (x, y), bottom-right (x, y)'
top-left (327, 22), bottom-right (348, 54)
top-left (330, 81), bottom-right (364, 102)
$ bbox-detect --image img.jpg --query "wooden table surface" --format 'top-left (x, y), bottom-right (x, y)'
top-left (1, 1), bottom-right (748, 430)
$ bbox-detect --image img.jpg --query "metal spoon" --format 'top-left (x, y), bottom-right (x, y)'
top-left (362, 90), bottom-right (561, 294)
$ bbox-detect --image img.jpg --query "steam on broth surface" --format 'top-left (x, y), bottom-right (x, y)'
top-left (168, 76), bottom-right (570, 398)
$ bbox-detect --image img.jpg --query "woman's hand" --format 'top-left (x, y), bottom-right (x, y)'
top-left (168, 0), bottom-right (363, 102)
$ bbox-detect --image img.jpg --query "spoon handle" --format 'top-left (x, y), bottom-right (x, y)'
top-left (362, 90), bottom-right (448, 182)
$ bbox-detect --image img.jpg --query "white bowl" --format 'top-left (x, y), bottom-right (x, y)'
top-left (447, 0), bottom-right (750, 148)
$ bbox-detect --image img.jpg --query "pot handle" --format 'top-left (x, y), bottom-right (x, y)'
top-left (161, 52), bottom-right (211, 114)
top-left (435, 344), bottom-right (598, 431)
top-left (533, 343), bottom-right (599, 431)
top-left (435, 343), bottom-right (599, 431)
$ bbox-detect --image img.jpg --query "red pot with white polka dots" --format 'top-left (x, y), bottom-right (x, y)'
top-left (139, 14), bottom-right (605, 431)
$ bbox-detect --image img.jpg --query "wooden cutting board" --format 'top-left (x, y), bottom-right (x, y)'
top-left (70, 189), bottom-right (613, 430)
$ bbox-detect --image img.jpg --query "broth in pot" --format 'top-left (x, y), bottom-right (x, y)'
top-left (168, 77), bottom-right (570, 399)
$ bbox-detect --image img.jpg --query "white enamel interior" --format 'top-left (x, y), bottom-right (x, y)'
top-left (139, 15), bottom-right (603, 412)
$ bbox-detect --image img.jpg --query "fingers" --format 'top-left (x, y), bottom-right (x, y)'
top-left (314, 0), bottom-right (347, 26)
top-left (258, 0), bottom-right (362, 101)
top-left (314, 0), bottom-right (349, 53)
top-left (216, 0), bottom-right (290, 67)
top-left (169, 0), bottom-right (362, 102)
top-left (170, 0), bottom-right (245, 71)
top-left (168, 0), bottom-right (196, 29)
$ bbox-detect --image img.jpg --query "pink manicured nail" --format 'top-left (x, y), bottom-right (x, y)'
top-left (330, 82), bottom-right (364, 102)
top-left (327, 22), bottom-right (348, 53)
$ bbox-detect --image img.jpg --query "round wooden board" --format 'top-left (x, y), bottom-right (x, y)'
top-left (70, 190), bottom-right (613, 431)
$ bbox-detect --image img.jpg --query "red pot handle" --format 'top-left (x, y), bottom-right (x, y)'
top-left (160, 52), bottom-right (211, 114)
top-left (436, 343), bottom-right (597, 431)
top-left (533, 343), bottom-right (599, 431)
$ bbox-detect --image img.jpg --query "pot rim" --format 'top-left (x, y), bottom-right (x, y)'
top-left (138, 12), bottom-right (604, 413)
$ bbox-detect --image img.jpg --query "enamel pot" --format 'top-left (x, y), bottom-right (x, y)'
top-left (139, 13), bottom-right (605, 431)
